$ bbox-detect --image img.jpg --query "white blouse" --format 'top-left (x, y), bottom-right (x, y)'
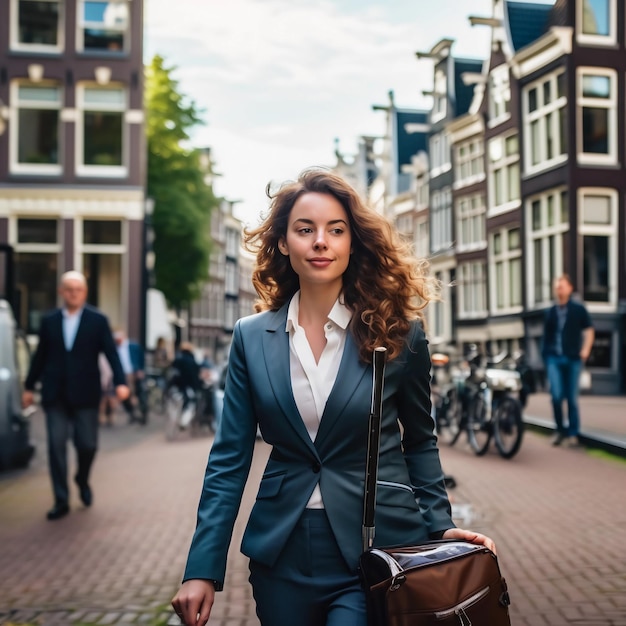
top-left (286, 292), bottom-right (352, 508)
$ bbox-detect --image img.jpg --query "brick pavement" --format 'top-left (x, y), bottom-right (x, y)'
top-left (1, 409), bottom-right (625, 625)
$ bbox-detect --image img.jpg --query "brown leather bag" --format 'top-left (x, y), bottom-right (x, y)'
top-left (359, 541), bottom-right (511, 625)
top-left (358, 348), bottom-right (511, 625)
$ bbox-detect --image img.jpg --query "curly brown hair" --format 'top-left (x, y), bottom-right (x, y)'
top-left (244, 168), bottom-right (437, 362)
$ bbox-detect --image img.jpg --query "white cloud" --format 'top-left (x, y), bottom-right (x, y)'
top-left (143, 0), bottom-right (510, 223)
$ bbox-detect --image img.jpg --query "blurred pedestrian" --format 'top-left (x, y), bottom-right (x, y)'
top-left (542, 274), bottom-right (595, 447)
top-left (22, 271), bottom-right (129, 520)
top-left (171, 169), bottom-right (495, 626)
top-left (114, 329), bottom-right (146, 424)
top-left (170, 342), bottom-right (201, 429)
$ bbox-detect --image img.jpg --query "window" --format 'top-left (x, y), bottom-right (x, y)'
top-left (430, 269), bottom-right (453, 342)
top-left (578, 189), bottom-right (617, 307)
top-left (430, 132), bottom-right (451, 178)
top-left (78, 0), bottom-right (130, 52)
top-left (225, 260), bottom-right (238, 296)
top-left (577, 68), bottom-right (617, 164)
top-left (415, 173), bottom-right (429, 209)
top-left (431, 69), bottom-right (447, 123)
top-left (11, 0), bottom-right (62, 52)
top-left (523, 71), bottom-right (567, 173)
top-left (577, 0), bottom-right (616, 45)
top-left (225, 298), bottom-right (238, 331)
top-left (10, 84), bottom-right (62, 175)
top-left (489, 65), bottom-right (511, 126)
top-left (80, 219), bottom-right (126, 328)
top-left (430, 187), bottom-right (452, 253)
top-left (458, 262), bottom-right (487, 318)
top-left (415, 218), bottom-right (429, 260)
top-left (488, 134), bottom-right (520, 216)
top-left (455, 138), bottom-right (484, 188)
top-left (225, 228), bottom-right (240, 258)
top-left (526, 189), bottom-right (569, 308)
top-left (490, 227), bottom-right (522, 314)
top-left (76, 85), bottom-right (127, 176)
top-left (456, 194), bottom-right (486, 251)
top-left (13, 218), bottom-right (61, 333)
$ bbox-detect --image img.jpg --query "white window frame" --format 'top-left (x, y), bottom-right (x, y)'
top-left (414, 217), bottom-right (429, 260)
top-left (523, 70), bottom-right (568, 175)
top-left (488, 65), bottom-right (511, 128)
top-left (488, 133), bottom-right (520, 217)
top-left (576, 0), bottom-right (617, 46)
top-left (456, 194), bottom-right (486, 252)
top-left (576, 67), bottom-right (617, 166)
top-left (9, 81), bottom-right (63, 176)
top-left (77, 0), bottom-right (130, 53)
top-left (75, 83), bottom-right (128, 177)
top-left (457, 261), bottom-right (487, 320)
top-left (489, 226), bottom-right (522, 316)
top-left (430, 187), bottom-right (452, 254)
top-left (455, 138), bottom-right (485, 189)
top-left (10, 0), bottom-right (63, 53)
top-left (431, 69), bottom-right (447, 124)
top-left (415, 173), bottom-right (429, 210)
top-left (430, 132), bottom-right (451, 179)
top-left (429, 268), bottom-right (453, 345)
top-left (525, 188), bottom-right (569, 310)
top-left (577, 187), bottom-right (618, 311)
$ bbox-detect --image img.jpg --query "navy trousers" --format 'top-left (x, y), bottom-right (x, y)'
top-left (249, 509), bottom-right (367, 626)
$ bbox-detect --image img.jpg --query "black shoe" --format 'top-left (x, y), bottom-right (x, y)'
top-left (47, 503), bottom-right (70, 520)
top-left (551, 432), bottom-right (566, 446)
top-left (74, 476), bottom-right (93, 507)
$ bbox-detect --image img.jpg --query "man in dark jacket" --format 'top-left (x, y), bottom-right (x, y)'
top-left (22, 271), bottom-right (129, 520)
top-left (542, 274), bottom-right (594, 447)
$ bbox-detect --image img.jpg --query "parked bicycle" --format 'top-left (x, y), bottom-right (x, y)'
top-left (435, 347), bottom-right (524, 459)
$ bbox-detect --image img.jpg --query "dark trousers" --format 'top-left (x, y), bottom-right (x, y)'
top-left (45, 405), bottom-right (99, 506)
top-left (249, 509), bottom-right (366, 626)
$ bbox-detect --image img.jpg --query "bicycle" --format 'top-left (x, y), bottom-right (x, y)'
top-left (437, 349), bottom-right (525, 459)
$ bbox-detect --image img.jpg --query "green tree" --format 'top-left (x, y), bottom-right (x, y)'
top-left (145, 55), bottom-right (216, 310)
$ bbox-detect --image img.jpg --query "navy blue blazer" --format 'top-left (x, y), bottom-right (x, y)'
top-left (25, 305), bottom-right (126, 408)
top-left (183, 304), bottom-right (454, 588)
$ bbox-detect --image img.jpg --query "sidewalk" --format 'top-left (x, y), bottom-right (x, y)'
top-left (524, 392), bottom-right (626, 455)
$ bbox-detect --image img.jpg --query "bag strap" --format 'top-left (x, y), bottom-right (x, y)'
top-left (362, 346), bottom-right (387, 553)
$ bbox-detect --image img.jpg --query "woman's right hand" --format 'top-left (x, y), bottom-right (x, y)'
top-left (172, 579), bottom-right (215, 625)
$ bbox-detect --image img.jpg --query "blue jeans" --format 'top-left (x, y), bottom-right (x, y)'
top-left (545, 355), bottom-right (583, 437)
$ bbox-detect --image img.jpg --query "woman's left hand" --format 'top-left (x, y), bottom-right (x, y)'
top-left (442, 528), bottom-right (497, 555)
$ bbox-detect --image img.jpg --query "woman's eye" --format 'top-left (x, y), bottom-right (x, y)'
top-left (298, 227), bottom-right (313, 234)
top-left (330, 228), bottom-right (344, 235)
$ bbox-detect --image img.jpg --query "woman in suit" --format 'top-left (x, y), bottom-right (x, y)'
top-left (172, 169), bottom-right (495, 626)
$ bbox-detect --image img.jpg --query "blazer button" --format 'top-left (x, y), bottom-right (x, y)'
top-left (311, 462), bottom-right (321, 473)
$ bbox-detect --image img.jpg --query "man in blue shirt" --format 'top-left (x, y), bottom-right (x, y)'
top-left (542, 274), bottom-right (595, 447)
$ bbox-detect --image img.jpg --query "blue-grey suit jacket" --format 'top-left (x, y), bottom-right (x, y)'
top-left (183, 304), bottom-right (454, 588)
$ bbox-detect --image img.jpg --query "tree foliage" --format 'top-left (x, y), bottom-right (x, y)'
top-left (145, 55), bottom-right (216, 309)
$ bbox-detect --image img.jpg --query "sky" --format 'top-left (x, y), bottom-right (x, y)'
top-left (144, 0), bottom-right (554, 226)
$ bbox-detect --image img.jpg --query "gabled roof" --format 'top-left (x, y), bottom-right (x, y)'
top-left (395, 110), bottom-right (428, 193)
top-left (454, 58), bottom-right (485, 117)
top-left (506, 1), bottom-right (554, 52)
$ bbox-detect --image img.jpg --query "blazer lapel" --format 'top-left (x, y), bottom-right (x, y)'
top-left (262, 306), bottom-right (319, 457)
top-left (315, 332), bottom-right (368, 449)
top-left (70, 307), bottom-right (89, 352)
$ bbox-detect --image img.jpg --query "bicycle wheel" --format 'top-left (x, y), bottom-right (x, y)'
top-left (437, 387), bottom-right (463, 446)
top-left (493, 396), bottom-right (524, 459)
top-left (467, 392), bottom-right (491, 456)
